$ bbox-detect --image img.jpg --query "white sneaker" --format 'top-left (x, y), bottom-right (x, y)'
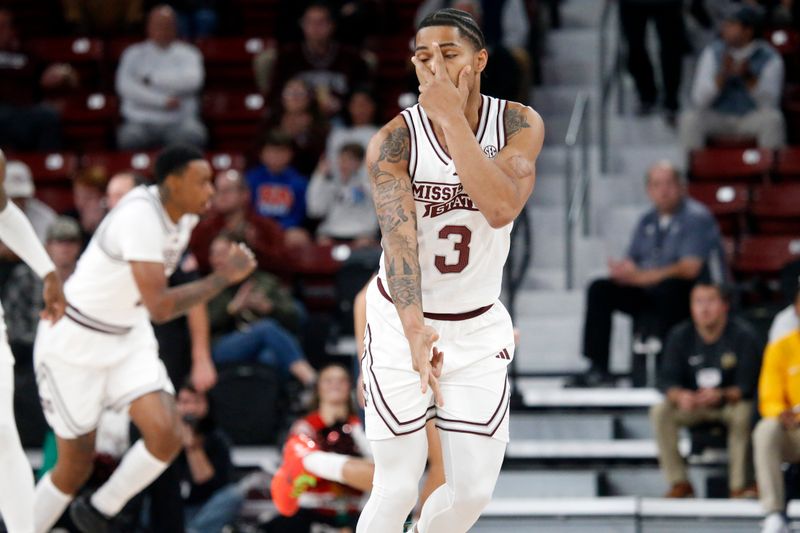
top-left (762, 512), bottom-right (789, 533)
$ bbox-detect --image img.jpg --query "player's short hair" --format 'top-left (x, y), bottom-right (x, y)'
top-left (417, 8), bottom-right (486, 51)
top-left (339, 142), bottom-right (366, 161)
top-left (154, 144), bottom-right (205, 184)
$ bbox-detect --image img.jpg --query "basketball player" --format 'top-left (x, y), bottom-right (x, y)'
top-left (31, 145), bottom-right (256, 533)
top-left (356, 9), bottom-right (543, 532)
top-left (0, 149), bottom-right (65, 533)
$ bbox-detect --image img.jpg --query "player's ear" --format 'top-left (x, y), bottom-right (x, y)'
top-left (474, 48), bottom-right (488, 74)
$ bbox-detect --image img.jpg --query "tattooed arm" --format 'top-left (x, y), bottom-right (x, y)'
top-left (441, 102), bottom-right (544, 228)
top-left (367, 117), bottom-right (443, 403)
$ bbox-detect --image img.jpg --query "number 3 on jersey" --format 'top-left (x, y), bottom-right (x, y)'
top-left (435, 225), bottom-right (472, 274)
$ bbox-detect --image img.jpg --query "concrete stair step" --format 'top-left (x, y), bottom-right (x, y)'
top-left (494, 470), bottom-right (599, 498)
top-left (511, 412), bottom-right (615, 440)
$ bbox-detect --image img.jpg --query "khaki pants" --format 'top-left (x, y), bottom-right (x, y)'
top-left (753, 418), bottom-right (800, 513)
top-left (678, 108), bottom-right (786, 150)
top-left (650, 400), bottom-right (753, 491)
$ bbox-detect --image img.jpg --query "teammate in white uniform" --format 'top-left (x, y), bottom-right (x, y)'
top-left (356, 8), bottom-right (544, 533)
top-left (0, 149), bottom-right (65, 533)
top-left (31, 145), bottom-right (256, 533)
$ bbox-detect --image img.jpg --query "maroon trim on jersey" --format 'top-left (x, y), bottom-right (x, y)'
top-left (495, 99), bottom-right (505, 151)
top-left (65, 304), bottom-right (132, 335)
top-left (436, 375), bottom-right (508, 427)
top-left (400, 110), bottom-right (418, 178)
top-left (365, 324), bottom-right (433, 436)
top-left (476, 95), bottom-right (490, 144)
top-left (417, 106), bottom-right (450, 165)
top-left (376, 277), bottom-right (493, 320)
top-left (435, 397), bottom-right (509, 438)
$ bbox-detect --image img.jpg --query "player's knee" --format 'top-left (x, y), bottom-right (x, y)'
top-left (374, 475), bottom-right (418, 510)
top-left (142, 412), bottom-right (183, 460)
top-left (452, 480), bottom-right (494, 515)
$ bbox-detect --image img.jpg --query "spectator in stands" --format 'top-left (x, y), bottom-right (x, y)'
top-left (325, 87), bottom-right (379, 167)
top-left (0, 9), bottom-right (65, 151)
top-left (256, 2), bottom-right (373, 118)
top-left (66, 165), bottom-right (108, 245)
top-left (165, 0), bottom-right (218, 39)
top-left (274, 0), bottom-right (385, 46)
top-left (246, 130), bottom-right (312, 248)
top-left (3, 160), bottom-right (56, 242)
top-left (415, 0), bottom-right (530, 102)
top-left (174, 381), bottom-right (240, 532)
top-left (105, 172), bottom-right (145, 210)
top-left (680, 4), bottom-right (785, 149)
top-left (574, 161), bottom-right (726, 387)
top-left (306, 144), bottom-right (378, 247)
top-left (116, 5), bottom-right (207, 150)
top-left (207, 234), bottom-right (315, 385)
top-left (262, 77), bottom-right (330, 176)
top-left (753, 285), bottom-right (800, 533)
top-left (190, 169), bottom-right (288, 276)
top-left (3, 216), bottom-right (81, 365)
top-left (268, 363), bottom-right (371, 531)
top-left (62, 0), bottom-right (144, 36)
top-left (616, 0), bottom-right (685, 121)
top-left (651, 282), bottom-right (761, 498)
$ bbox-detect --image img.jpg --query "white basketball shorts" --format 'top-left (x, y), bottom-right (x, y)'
top-left (34, 306), bottom-right (173, 439)
top-left (361, 277), bottom-right (514, 442)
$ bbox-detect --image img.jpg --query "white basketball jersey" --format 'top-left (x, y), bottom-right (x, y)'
top-left (378, 94), bottom-right (513, 314)
top-left (65, 185), bottom-right (198, 327)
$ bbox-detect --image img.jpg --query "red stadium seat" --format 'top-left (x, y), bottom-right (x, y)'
top-left (687, 183), bottom-right (749, 236)
top-left (734, 235), bottom-right (800, 277)
top-left (203, 91), bottom-right (266, 150)
top-left (59, 93), bottom-right (119, 151)
top-left (196, 37), bottom-right (266, 90)
top-left (206, 151), bottom-right (247, 172)
top-left (81, 151), bottom-right (156, 179)
top-left (768, 29), bottom-right (800, 83)
top-left (751, 184), bottom-right (800, 235)
top-left (27, 38), bottom-right (105, 91)
top-left (705, 135), bottom-right (758, 149)
top-left (776, 147), bottom-right (800, 180)
top-left (689, 148), bottom-right (774, 183)
top-left (6, 152), bottom-right (78, 184)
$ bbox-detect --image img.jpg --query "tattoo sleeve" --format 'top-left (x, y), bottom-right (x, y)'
top-left (504, 106), bottom-right (531, 141)
top-left (369, 126), bottom-right (423, 312)
top-left (160, 273), bottom-right (229, 322)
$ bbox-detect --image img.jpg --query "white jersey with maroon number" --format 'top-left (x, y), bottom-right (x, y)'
top-left (377, 94), bottom-right (513, 314)
top-left (64, 185), bottom-right (198, 328)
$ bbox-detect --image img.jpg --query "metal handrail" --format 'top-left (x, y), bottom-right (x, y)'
top-left (564, 91), bottom-right (592, 290)
top-left (598, 0), bottom-right (623, 174)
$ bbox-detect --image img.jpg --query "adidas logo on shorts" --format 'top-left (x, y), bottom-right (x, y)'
top-left (495, 349), bottom-right (511, 360)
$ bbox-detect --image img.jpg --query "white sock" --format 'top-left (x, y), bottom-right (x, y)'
top-left (90, 440), bottom-right (167, 517)
top-left (0, 371), bottom-right (34, 533)
top-left (33, 473), bottom-right (72, 533)
top-left (302, 451), bottom-right (350, 483)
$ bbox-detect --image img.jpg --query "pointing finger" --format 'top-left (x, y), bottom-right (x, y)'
top-left (431, 42), bottom-right (447, 80)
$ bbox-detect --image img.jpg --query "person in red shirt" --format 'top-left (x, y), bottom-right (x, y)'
top-left (190, 169), bottom-right (288, 276)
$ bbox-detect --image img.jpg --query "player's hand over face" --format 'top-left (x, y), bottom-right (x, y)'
top-left (215, 243), bottom-right (257, 285)
top-left (409, 325), bottom-right (445, 406)
top-left (411, 42), bottom-right (471, 126)
top-left (40, 271), bottom-right (66, 323)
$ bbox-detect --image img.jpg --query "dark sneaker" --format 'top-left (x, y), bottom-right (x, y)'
top-left (70, 495), bottom-right (113, 533)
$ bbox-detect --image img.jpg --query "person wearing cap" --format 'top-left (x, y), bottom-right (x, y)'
top-left (753, 286), bottom-right (800, 533)
top-left (679, 4), bottom-right (785, 150)
top-left (4, 216), bottom-right (81, 364)
top-left (0, 149), bottom-right (65, 533)
top-left (3, 160), bottom-right (56, 243)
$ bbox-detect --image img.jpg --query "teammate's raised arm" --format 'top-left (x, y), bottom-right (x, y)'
top-left (366, 120), bottom-right (443, 404)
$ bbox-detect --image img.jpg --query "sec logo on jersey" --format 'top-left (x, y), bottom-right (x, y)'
top-left (483, 145), bottom-right (498, 159)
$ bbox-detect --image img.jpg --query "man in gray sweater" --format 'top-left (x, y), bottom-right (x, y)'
top-left (116, 5), bottom-right (207, 150)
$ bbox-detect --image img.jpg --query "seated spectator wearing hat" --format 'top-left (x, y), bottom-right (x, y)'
top-left (679, 5), bottom-right (785, 150)
top-left (753, 286), bottom-right (800, 533)
top-left (245, 131), bottom-right (311, 249)
top-left (116, 5), bottom-right (207, 150)
top-left (650, 282), bottom-right (761, 499)
top-left (574, 161), bottom-right (726, 387)
top-left (3, 160), bottom-right (56, 242)
top-left (190, 169), bottom-right (288, 276)
top-left (306, 143), bottom-right (378, 247)
top-left (3, 216), bottom-right (81, 365)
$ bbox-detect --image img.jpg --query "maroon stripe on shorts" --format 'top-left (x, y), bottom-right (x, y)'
top-left (376, 278), bottom-right (492, 321)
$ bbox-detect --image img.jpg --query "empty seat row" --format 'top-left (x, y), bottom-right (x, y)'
top-left (689, 147), bottom-right (800, 182)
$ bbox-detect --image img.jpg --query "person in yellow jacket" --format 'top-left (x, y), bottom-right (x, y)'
top-left (753, 286), bottom-right (800, 533)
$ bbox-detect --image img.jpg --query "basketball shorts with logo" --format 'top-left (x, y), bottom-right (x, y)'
top-left (34, 309), bottom-right (174, 439)
top-left (361, 277), bottom-right (514, 442)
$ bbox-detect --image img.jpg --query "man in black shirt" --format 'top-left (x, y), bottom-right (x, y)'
top-left (650, 282), bottom-right (762, 498)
